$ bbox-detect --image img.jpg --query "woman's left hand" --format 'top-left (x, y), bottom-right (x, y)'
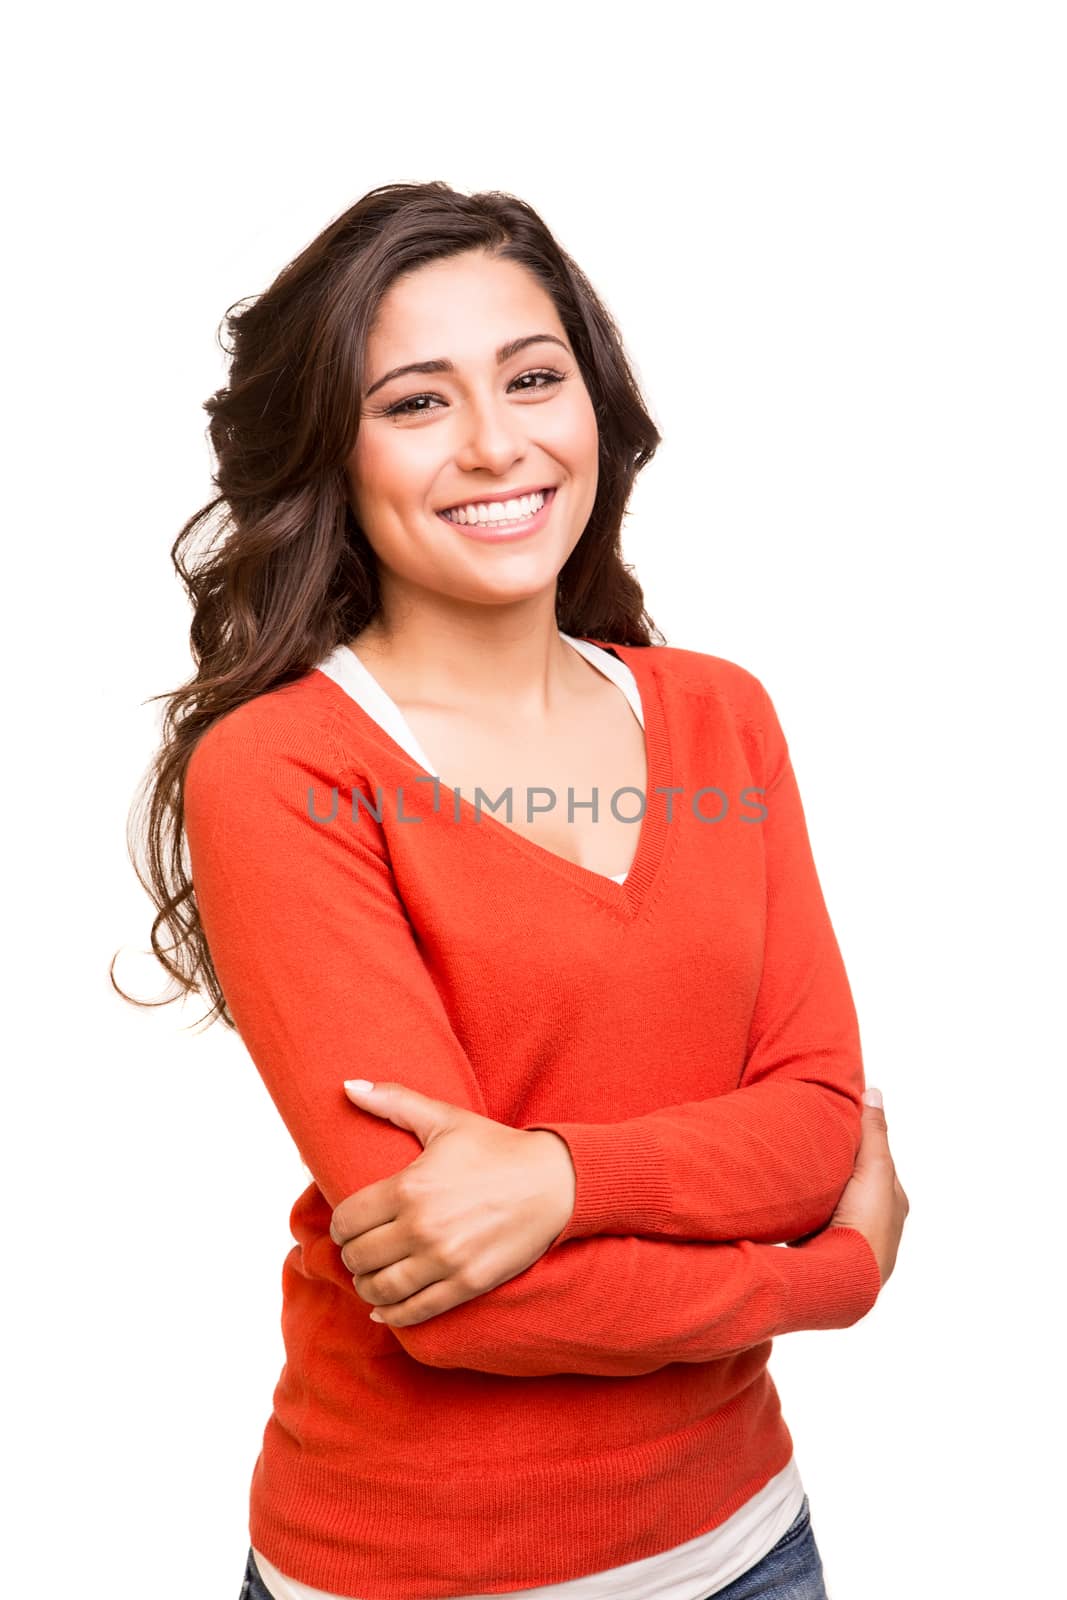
top-left (328, 1080), bottom-right (577, 1327)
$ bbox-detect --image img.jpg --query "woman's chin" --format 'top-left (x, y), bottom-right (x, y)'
top-left (446, 572), bottom-right (564, 610)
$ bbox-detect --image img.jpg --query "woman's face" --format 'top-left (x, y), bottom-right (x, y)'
top-left (345, 249), bottom-right (600, 618)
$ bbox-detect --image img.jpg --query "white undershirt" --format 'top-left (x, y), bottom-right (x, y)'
top-left (249, 632), bottom-right (804, 1600)
top-left (316, 632), bottom-right (643, 882)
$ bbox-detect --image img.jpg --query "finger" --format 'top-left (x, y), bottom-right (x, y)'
top-left (329, 1175), bottom-right (399, 1247)
top-left (342, 1079), bottom-right (459, 1146)
top-left (368, 1279), bottom-right (465, 1327)
top-left (862, 1087), bottom-right (888, 1134)
top-left (341, 1219), bottom-right (407, 1277)
top-left (352, 1247), bottom-right (447, 1307)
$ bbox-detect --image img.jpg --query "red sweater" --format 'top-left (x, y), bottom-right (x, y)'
top-left (183, 638), bottom-right (881, 1600)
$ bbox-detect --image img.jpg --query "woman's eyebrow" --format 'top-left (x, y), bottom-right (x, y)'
top-left (363, 333), bottom-right (570, 399)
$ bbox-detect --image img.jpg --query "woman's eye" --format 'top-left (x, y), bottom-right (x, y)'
top-left (511, 368), bottom-right (566, 395)
top-left (382, 368), bottom-right (565, 419)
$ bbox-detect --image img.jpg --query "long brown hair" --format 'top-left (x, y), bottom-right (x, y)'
top-left (112, 180), bottom-right (665, 1027)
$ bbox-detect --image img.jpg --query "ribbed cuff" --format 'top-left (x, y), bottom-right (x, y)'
top-left (523, 1119), bottom-right (671, 1244)
top-left (777, 1225), bottom-right (882, 1331)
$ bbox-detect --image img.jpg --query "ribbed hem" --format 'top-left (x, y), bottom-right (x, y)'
top-left (248, 1372), bottom-right (795, 1599)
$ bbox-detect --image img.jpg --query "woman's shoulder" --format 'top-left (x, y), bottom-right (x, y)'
top-left (607, 642), bottom-right (785, 784)
top-left (614, 639), bottom-right (773, 714)
top-left (184, 667), bottom-right (349, 796)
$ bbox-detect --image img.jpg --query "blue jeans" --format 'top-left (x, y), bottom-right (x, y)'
top-left (238, 1495), bottom-right (827, 1600)
top-left (702, 1495), bottom-right (829, 1598)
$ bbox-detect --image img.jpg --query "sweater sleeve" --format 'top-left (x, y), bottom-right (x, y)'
top-left (522, 678), bottom-right (867, 1249)
top-left (395, 1223), bottom-right (880, 1377)
top-left (183, 701), bottom-right (881, 1381)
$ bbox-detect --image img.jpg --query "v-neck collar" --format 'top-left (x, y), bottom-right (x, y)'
top-left (312, 637), bottom-right (671, 921)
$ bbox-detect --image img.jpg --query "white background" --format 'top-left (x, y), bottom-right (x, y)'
top-left (6, 2), bottom-right (1064, 1596)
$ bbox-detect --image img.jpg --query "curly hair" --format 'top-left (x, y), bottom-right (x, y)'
top-left (111, 180), bottom-right (665, 1027)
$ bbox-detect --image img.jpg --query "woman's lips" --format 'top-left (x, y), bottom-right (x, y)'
top-left (436, 486), bottom-right (557, 543)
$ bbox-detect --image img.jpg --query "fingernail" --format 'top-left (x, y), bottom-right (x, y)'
top-left (345, 1079), bottom-right (375, 1093)
top-left (863, 1087), bottom-right (883, 1108)
top-left (369, 1309), bottom-right (384, 1322)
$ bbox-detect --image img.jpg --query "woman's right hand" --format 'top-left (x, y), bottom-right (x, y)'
top-left (820, 1089), bottom-right (910, 1287)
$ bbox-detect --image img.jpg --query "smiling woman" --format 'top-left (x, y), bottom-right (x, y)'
top-left (114, 179), bottom-right (905, 1600)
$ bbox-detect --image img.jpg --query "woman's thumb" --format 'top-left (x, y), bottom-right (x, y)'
top-left (862, 1086), bottom-right (888, 1138)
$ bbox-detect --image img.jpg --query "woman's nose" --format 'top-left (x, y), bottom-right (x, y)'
top-left (454, 394), bottom-right (527, 472)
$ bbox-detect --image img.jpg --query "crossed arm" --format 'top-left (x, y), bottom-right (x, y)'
top-left (183, 689), bottom-right (880, 1379)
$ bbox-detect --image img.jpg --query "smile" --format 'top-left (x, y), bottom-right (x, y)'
top-left (438, 487), bottom-right (552, 526)
top-left (436, 487), bottom-right (557, 543)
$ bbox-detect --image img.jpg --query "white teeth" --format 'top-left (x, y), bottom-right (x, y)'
top-left (441, 490), bottom-right (547, 526)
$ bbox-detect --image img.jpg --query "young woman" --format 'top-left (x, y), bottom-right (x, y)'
top-left (120, 181), bottom-right (908, 1600)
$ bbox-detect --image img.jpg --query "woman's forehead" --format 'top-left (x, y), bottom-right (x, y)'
top-left (368, 254), bottom-right (562, 360)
